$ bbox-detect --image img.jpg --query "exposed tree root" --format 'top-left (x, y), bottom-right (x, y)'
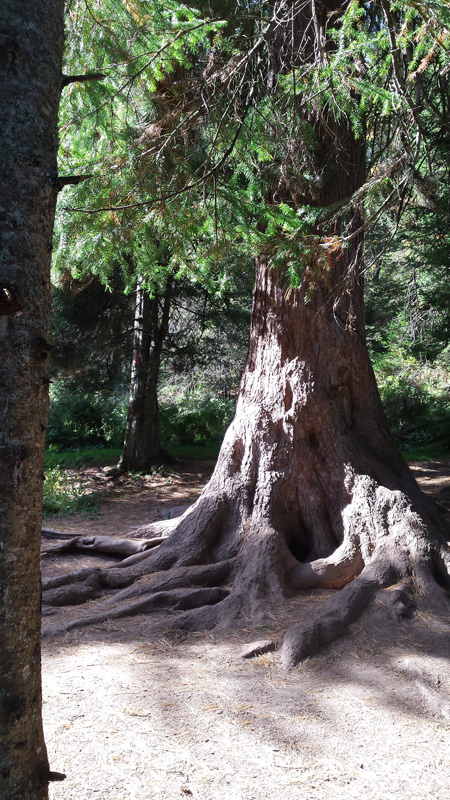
top-left (42, 559), bottom-right (233, 611)
top-left (280, 477), bottom-right (450, 667)
top-left (44, 587), bottom-right (230, 632)
top-left (42, 533), bottom-right (156, 558)
top-left (127, 517), bottom-right (180, 539)
top-left (100, 559), bottom-right (234, 606)
top-left (42, 528), bottom-right (79, 539)
top-left (42, 469), bottom-right (450, 668)
top-left (280, 546), bottom-right (399, 668)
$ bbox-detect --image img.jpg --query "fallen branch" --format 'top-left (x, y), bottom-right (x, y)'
top-left (41, 534), bottom-right (154, 558)
top-left (42, 528), bottom-right (76, 540)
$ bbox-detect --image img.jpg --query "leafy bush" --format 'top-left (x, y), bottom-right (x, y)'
top-left (43, 466), bottom-right (102, 518)
top-left (378, 373), bottom-right (428, 440)
top-left (160, 397), bottom-right (235, 447)
top-left (47, 381), bottom-right (125, 449)
top-left (375, 355), bottom-right (450, 453)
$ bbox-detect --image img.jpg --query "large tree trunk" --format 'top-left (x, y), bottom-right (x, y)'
top-left (118, 273), bottom-right (173, 472)
top-left (43, 238), bottom-right (450, 666)
top-left (42, 0), bottom-right (450, 667)
top-left (0, 2), bottom-right (65, 798)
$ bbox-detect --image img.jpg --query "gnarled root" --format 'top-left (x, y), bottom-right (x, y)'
top-left (42, 474), bottom-right (450, 667)
top-left (281, 545), bottom-right (399, 668)
top-left (280, 480), bottom-right (450, 668)
top-left (42, 560), bottom-right (234, 630)
top-left (46, 587), bottom-right (230, 633)
top-left (42, 533), bottom-right (158, 558)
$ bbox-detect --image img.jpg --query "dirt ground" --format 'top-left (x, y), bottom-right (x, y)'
top-left (42, 460), bottom-right (450, 800)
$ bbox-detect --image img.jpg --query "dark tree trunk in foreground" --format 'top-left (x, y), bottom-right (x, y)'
top-left (42, 0), bottom-right (450, 667)
top-left (118, 274), bottom-right (173, 472)
top-left (0, 1), bottom-right (65, 798)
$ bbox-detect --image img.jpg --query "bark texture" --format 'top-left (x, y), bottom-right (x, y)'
top-left (0, 2), bottom-right (64, 797)
top-left (118, 274), bottom-right (173, 472)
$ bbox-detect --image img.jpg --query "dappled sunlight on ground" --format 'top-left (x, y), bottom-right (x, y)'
top-left (43, 606), bottom-right (450, 800)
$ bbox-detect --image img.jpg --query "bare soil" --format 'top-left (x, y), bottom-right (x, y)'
top-left (42, 460), bottom-right (450, 800)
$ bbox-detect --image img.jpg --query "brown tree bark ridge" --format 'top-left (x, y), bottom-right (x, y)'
top-left (0, 1), bottom-right (65, 797)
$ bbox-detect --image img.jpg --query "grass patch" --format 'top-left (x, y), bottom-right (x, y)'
top-left (45, 446), bottom-right (122, 470)
top-left (402, 444), bottom-right (450, 463)
top-left (43, 466), bottom-right (103, 519)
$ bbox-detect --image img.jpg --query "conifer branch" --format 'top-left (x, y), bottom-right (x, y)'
top-left (64, 19), bottom-right (226, 124)
top-left (62, 73), bottom-right (105, 87)
top-left (51, 174), bottom-right (93, 191)
top-left (65, 104), bottom-right (251, 214)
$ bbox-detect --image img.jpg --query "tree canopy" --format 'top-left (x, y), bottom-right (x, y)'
top-left (57, 0), bottom-right (450, 288)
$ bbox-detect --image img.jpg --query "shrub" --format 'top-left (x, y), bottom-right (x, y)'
top-left (375, 356), bottom-right (450, 452)
top-left (47, 381), bottom-right (125, 449)
top-left (43, 466), bottom-right (102, 518)
top-left (160, 397), bottom-right (235, 447)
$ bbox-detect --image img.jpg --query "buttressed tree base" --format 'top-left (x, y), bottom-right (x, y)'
top-left (42, 249), bottom-right (450, 668)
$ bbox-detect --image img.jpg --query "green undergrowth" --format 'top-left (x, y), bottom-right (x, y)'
top-left (43, 466), bottom-right (103, 518)
top-left (166, 442), bottom-right (222, 460)
top-left (45, 442), bottom-right (220, 471)
top-left (43, 443), bottom-right (220, 519)
top-left (47, 383), bottom-right (235, 452)
top-left (45, 446), bottom-right (122, 470)
top-left (373, 350), bottom-right (450, 458)
top-left (160, 396), bottom-right (235, 449)
top-left (400, 444), bottom-right (450, 462)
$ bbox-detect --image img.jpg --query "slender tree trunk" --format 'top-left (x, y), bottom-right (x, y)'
top-left (119, 273), bottom-right (173, 472)
top-left (0, 2), bottom-right (65, 798)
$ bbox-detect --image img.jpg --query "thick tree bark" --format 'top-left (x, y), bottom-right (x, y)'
top-left (118, 273), bottom-right (173, 472)
top-left (0, 2), bottom-right (65, 798)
